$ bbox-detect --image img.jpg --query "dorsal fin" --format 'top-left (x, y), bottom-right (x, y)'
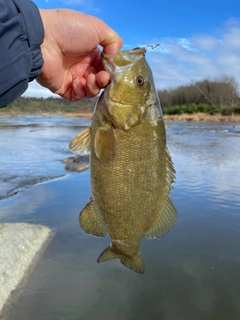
top-left (165, 147), bottom-right (176, 194)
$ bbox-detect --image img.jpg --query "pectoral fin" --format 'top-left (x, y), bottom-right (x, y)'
top-left (94, 122), bottom-right (117, 164)
top-left (144, 196), bottom-right (177, 239)
top-left (69, 127), bottom-right (92, 154)
top-left (79, 200), bottom-right (108, 237)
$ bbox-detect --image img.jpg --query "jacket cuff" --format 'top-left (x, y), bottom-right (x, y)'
top-left (0, 0), bottom-right (44, 108)
top-left (12, 0), bottom-right (44, 81)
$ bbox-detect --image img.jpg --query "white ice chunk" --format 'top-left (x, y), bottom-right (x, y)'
top-left (0, 223), bottom-right (51, 313)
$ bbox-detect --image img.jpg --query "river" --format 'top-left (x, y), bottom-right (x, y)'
top-left (0, 115), bottom-right (240, 320)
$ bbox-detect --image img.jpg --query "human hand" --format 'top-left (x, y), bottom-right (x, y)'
top-left (37, 9), bottom-right (123, 100)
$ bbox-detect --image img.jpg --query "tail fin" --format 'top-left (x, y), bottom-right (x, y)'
top-left (97, 246), bottom-right (145, 274)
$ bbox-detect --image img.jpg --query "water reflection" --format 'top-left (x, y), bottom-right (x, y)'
top-left (0, 118), bottom-right (240, 320)
top-left (0, 115), bottom-right (90, 199)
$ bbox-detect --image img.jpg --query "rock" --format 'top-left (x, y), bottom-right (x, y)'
top-left (62, 155), bottom-right (90, 172)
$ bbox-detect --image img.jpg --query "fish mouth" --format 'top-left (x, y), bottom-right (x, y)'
top-left (102, 47), bottom-right (146, 61)
top-left (109, 98), bottom-right (134, 107)
top-left (101, 47), bottom-right (146, 74)
top-left (104, 85), bottom-right (133, 107)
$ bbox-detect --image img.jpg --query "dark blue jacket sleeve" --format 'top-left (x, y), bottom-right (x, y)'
top-left (0, 0), bottom-right (44, 108)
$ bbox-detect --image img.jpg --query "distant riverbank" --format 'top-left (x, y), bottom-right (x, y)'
top-left (163, 113), bottom-right (240, 123)
top-left (64, 112), bottom-right (240, 123)
top-left (1, 110), bottom-right (240, 123)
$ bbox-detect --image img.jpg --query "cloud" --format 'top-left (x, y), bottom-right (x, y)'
top-left (23, 81), bottom-right (59, 99)
top-left (146, 19), bottom-right (240, 91)
top-left (190, 36), bottom-right (220, 52)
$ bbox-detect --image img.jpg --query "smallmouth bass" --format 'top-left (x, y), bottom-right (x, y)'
top-left (69, 47), bottom-right (177, 274)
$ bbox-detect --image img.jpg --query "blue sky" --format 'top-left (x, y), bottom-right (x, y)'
top-left (25, 0), bottom-right (240, 98)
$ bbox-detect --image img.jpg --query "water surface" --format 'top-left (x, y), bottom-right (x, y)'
top-left (0, 116), bottom-right (240, 320)
top-left (0, 115), bottom-right (90, 199)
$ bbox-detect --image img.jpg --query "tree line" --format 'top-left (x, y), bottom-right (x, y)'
top-left (158, 76), bottom-right (240, 115)
top-left (0, 96), bottom-right (97, 114)
top-left (1, 75), bottom-right (240, 115)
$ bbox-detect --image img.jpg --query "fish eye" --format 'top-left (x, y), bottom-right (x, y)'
top-left (136, 77), bottom-right (144, 86)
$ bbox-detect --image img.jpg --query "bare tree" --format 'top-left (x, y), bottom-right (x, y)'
top-left (158, 75), bottom-right (239, 110)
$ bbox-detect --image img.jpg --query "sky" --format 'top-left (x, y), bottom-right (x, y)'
top-left (25, 0), bottom-right (240, 98)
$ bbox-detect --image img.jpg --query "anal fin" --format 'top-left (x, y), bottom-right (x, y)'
top-left (144, 196), bottom-right (177, 239)
top-left (79, 200), bottom-right (108, 237)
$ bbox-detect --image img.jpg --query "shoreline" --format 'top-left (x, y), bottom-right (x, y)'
top-left (163, 113), bottom-right (240, 123)
top-left (1, 111), bottom-right (240, 123)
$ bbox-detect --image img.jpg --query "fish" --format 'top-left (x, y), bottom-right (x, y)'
top-left (69, 47), bottom-right (177, 274)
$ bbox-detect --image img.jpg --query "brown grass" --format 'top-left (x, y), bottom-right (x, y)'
top-left (64, 112), bottom-right (240, 123)
top-left (0, 111), bottom-right (93, 118)
top-left (63, 112), bottom-right (93, 118)
top-left (163, 113), bottom-right (240, 123)
top-left (1, 110), bottom-right (240, 122)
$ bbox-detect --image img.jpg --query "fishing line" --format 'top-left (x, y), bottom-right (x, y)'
top-left (144, 44), bottom-right (161, 50)
top-left (147, 44), bottom-right (236, 128)
top-left (157, 44), bottom-right (225, 116)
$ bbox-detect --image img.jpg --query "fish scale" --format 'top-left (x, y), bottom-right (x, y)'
top-left (69, 47), bottom-right (177, 273)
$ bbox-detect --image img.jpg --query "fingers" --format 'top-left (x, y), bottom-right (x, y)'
top-left (62, 70), bottom-right (110, 101)
top-left (71, 75), bottom-right (86, 100)
top-left (96, 71), bottom-right (110, 88)
top-left (85, 71), bottom-right (110, 97)
top-left (60, 76), bottom-right (86, 101)
top-left (38, 9), bottom-right (122, 103)
top-left (85, 74), bottom-right (99, 98)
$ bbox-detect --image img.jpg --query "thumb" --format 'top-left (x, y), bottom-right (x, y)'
top-left (95, 21), bottom-right (123, 54)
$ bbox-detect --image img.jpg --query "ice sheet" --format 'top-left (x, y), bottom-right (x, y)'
top-left (0, 223), bottom-right (51, 313)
